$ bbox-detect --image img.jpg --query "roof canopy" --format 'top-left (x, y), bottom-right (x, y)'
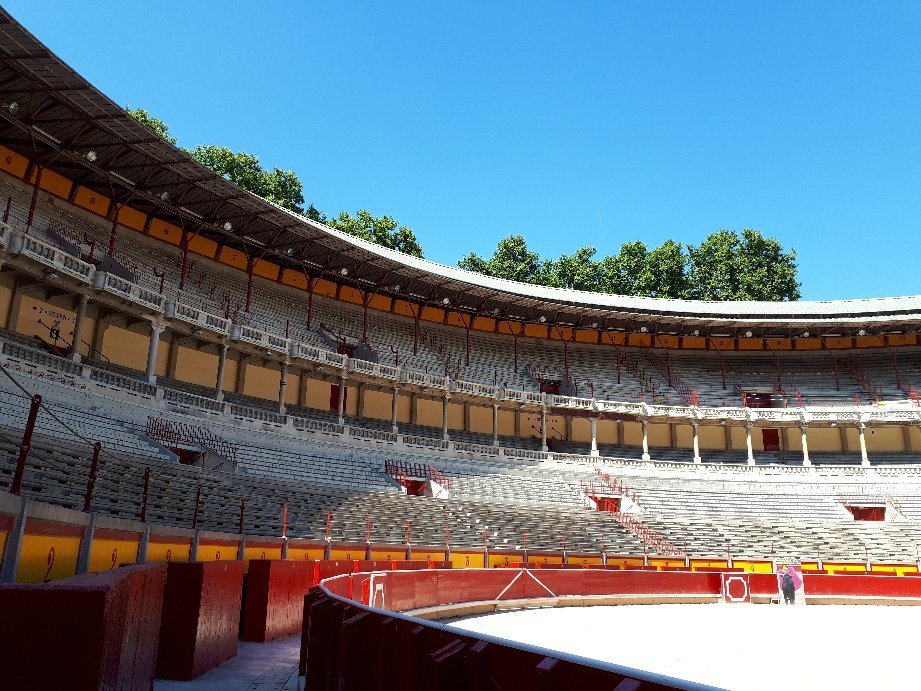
top-left (1, 8), bottom-right (919, 337)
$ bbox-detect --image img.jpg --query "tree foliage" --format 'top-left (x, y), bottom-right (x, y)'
top-left (187, 145), bottom-right (305, 214)
top-left (461, 230), bottom-right (800, 301)
top-left (327, 210), bottom-right (424, 258)
top-left (125, 106), bottom-right (423, 256)
top-left (126, 107), bottom-right (176, 145)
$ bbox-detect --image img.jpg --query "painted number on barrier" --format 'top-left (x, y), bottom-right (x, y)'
top-left (43, 546), bottom-right (55, 583)
top-left (215, 550), bottom-right (221, 561)
top-left (465, 556), bottom-right (470, 567)
top-left (261, 551), bottom-right (266, 560)
top-left (110, 548), bottom-right (118, 570)
top-left (166, 548), bottom-right (172, 563)
top-left (504, 557), bottom-right (509, 567)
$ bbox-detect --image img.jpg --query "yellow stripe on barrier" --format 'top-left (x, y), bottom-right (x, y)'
top-left (145, 542), bottom-right (190, 563)
top-left (17, 534), bottom-right (81, 583)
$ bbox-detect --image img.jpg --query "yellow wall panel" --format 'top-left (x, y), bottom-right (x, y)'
top-left (281, 268), bottom-right (308, 289)
top-left (195, 542), bottom-right (238, 562)
top-left (38, 167), bottom-right (72, 199)
top-left (0, 144), bottom-right (30, 178)
top-left (73, 186), bottom-right (110, 216)
top-left (17, 533), bottom-right (81, 583)
top-left (524, 323), bottom-right (548, 339)
top-left (89, 538), bottom-right (139, 573)
top-left (450, 551), bottom-right (486, 569)
top-left (187, 234), bottom-right (218, 259)
top-left (146, 541), bottom-right (191, 563)
top-left (148, 219), bottom-right (182, 246)
top-left (218, 246), bottom-right (248, 269)
top-left (118, 205), bottom-right (147, 232)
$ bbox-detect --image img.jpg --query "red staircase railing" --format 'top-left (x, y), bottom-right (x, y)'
top-left (145, 417), bottom-right (237, 469)
top-left (610, 512), bottom-right (684, 557)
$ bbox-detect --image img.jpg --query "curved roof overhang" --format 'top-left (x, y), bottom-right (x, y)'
top-left (0, 8), bottom-right (919, 339)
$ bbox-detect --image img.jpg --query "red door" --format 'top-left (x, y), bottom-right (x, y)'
top-left (762, 428), bottom-right (780, 451)
top-left (330, 384), bottom-right (348, 412)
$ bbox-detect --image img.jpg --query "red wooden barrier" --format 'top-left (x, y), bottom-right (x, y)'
top-left (241, 559), bottom-right (313, 643)
top-left (156, 560), bottom-right (244, 680)
top-left (0, 563), bottom-right (166, 691)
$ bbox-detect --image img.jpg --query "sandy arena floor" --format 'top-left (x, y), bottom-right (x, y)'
top-left (448, 603), bottom-right (916, 690)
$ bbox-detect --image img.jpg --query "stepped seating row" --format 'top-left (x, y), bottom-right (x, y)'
top-left (10, 182), bottom-right (919, 406)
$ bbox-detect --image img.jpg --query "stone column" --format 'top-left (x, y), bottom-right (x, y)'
top-left (801, 424), bottom-right (811, 466)
top-left (745, 423), bottom-right (755, 466)
top-left (540, 407), bottom-right (548, 452)
top-left (391, 386), bottom-right (399, 433)
top-left (858, 422), bottom-right (870, 466)
top-left (669, 423), bottom-right (677, 449)
top-left (492, 404), bottom-right (499, 447)
top-left (337, 376), bottom-right (346, 424)
top-left (69, 294), bottom-right (89, 362)
top-left (463, 402), bottom-right (471, 433)
top-left (692, 423), bottom-right (702, 464)
top-left (641, 418), bottom-right (650, 461)
top-left (590, 417), bottom-right (599, 457)
top-left (839, 425), bottom-right (849, 452)
top-left (145, 322), bottom-right (165, 384)
top-left (278, 362), bottom-right (288, 415)
top-left (442, 394), bottom-right (450, 441)
top-left (215, 343), bottom-right (229, 401)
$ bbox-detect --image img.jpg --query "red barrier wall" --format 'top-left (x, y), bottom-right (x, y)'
top-left (241, 559), bottom-right (313, 643)
top-left (156, 560), bottom-right (244, 680)
top-left (0, 563), bottom-right (166, 691)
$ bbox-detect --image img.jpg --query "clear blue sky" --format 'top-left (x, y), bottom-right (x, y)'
top-left (7, 2), bottom-right (921, 300)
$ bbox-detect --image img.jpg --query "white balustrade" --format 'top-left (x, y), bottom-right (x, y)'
top-left (92, 271), bottom-right (164, 312)
top-left (165, 300), bottom-right (231, 335)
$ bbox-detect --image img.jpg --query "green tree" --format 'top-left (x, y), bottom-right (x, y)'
top-left (458, 235), bottom-right (551, 285)
top-left (187, 145), bottom-right (305, 214)
top-left (125, 107), bottom-right (176, 145)
top-left (327, 209), bottom-right (424, 258)
top-left (600, 241), bottom-right (649, 295)
top-left (687, 228), bottom-right (800, 301)
top-left (545, 246), bottom-right (602, 291)
top-left (643, 240), bottom-right (691, 299)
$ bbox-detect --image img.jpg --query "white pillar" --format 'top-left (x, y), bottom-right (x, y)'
top-left (215, 344), bottom-right (228, 401)
top-left (391, 386), bottom-right (399, 433)
top-left (801, 424), bottom-right (811, 466)
top-left (692, 423), bottom-right (702, 464)
top-left (145, 322), bottom-right (165, 384)
top-left (745, 423), bottom-right (755, 466)
top-left (590, 417), bottom-right (599, 457)
top-left (858, 423), bottom-right (870, 466)
top-left (337, 376), bottom-right (346, 423)
top-left (278, 362), bottom-right (288, 415)
top-left (492, 404), bottom-right (499, 446)
top-left (442, 395), bottom-right (450, 441)
top-left (69, 294), bottom-right (89, 362)
top-left (641, 418), bottom-right (650, 461)
top-left (540, 407), bottom-right (548, 452)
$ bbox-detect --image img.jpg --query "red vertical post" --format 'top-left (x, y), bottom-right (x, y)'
top-left (245, 259), bottom-right (255, 312)
top-left (178, 232), bottom-right (190, 289)
top-left (405, 520), bottom-right (411, 546)
top-left (281, 503), bottom-right (288, 538)
top-left (325, 512), bottom-right (331, 541)
top-left (82, 442), bottom-right (101, 511)
top-left (25, 165), bottom-right (42, 228)
top-left (238, 496), bottom-right (247, 534)
top-left (444, 524), bottom-right (450, 548)
top-left (10, 394), bottom-right (42, 496)
top-left (191, 484), bottom-right (202, 529)
top-left (366, 517), bottom-right (371, 544)
top-left (139, 467), bottom-right (151, 522)
top-left (107, 203), bottom-right (120, 256)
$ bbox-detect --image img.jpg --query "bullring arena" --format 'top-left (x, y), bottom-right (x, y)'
top-left (0, 8), bottom-right (921, 690)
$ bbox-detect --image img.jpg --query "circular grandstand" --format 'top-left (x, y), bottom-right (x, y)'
top-left (0, 8), bottom-right (920, 690)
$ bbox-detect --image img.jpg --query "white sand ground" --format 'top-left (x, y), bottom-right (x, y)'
top-left (449, 603), bottom-right (915, 690)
